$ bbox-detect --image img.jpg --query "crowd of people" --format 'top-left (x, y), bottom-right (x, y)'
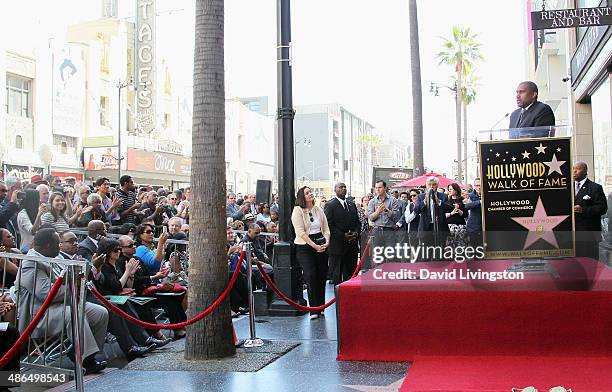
top-left (0, 174), bottom-right (197, 375)
top-left (287, 179), bottom-right (483, 319)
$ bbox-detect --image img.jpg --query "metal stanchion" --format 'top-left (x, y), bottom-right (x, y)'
top-left (242, 242), bottom-right (264, 348)
top-left (68, 265), bottom-right (85, 392)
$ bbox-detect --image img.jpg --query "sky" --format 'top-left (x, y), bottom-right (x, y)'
top-left (4, 0), bottom-right (529, 178)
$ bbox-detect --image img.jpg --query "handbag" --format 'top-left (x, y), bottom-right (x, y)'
top-left (141, 283), bottom-right (187, 296)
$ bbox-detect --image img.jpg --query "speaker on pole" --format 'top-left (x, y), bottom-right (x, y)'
top-left (256, 180), bottom-right (272, 205)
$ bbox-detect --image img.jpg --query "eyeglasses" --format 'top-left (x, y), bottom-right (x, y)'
top-left (143, 230), bottom-right (154, 234)
top-left (308, 212), bottom-right (314, 222)
top-left (122, 243), bottom-right (136, 248)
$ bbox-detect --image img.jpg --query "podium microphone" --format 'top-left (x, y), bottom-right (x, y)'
top-left (489, 112), bottom-right (509, 140)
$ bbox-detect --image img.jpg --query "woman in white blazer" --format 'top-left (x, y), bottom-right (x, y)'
top-left (291, 186), bottom-right (330, 320)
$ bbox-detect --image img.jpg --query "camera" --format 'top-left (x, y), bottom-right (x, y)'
top-left (16, 191), bottom-right (26, 202)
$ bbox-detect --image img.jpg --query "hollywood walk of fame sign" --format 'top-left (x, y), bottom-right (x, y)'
top-left (479, 137), bottom-right (575, 258)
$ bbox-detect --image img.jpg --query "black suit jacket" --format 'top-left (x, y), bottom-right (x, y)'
top-left (508, 101), bottom-right (555, 138)
top-left (77, 237), bottom-right (98, 261)
top-left (575, 178), bottom-right (607, 232)
top-left (413, 191), bottom-right (453, 232)
top-left (324, 198), bottom-right (360, 256)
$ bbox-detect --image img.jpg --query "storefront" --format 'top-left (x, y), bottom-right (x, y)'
top-left (83, 147), bottom-right (191, 189)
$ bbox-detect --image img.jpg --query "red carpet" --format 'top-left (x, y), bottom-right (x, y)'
top-left (337, 259), bottom-right (612, 361)
top-left (399, 356), bottom-right (612, 392)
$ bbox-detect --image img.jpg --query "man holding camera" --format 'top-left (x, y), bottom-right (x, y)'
top-left (325, 182), bottom-right (361, 284)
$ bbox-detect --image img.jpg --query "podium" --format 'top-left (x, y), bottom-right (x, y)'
top-left (476, 126), bottom-right (575, 260)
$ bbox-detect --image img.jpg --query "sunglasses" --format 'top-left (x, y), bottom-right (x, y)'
top-left (143, 230), bottom-right (154, 234)
top-left (123, 243), bottom-right (136, 248)
top-left (410, 194), bottom-right (417, 198)
top-left (0, 189), bottom-right (7, 193)
top-left (308, 212), bottom-right (314, 222)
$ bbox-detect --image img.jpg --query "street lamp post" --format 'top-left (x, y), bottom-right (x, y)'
top-left (116, 78), bottom-right (134, 183)
top-left (430, 81), bottom-right (463, 185)
top-left (271, 0), bottom-right (306, 316)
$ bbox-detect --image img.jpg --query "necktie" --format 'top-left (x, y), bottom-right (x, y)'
top-left (575, 181), bottom-right (580, 196)
top-left (517, 109), bottom-right (525, 127)
top-left (344, 202), bottom-right (349, 212)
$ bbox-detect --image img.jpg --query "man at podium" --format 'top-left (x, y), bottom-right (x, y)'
top-left (508, 81), bottom-right (555, 139)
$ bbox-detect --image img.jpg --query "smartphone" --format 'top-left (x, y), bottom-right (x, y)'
top-left (162, 226), bottom-right (168, 234)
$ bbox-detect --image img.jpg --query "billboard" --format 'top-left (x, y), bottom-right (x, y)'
top-left (83, 147), bottom-right (119, 171)
top-left (127, 148), bottom-right (191, 176)
top-left (53, 43), bottom-right (85, 138)
top-left (372, 167), bottom-right (414, 189)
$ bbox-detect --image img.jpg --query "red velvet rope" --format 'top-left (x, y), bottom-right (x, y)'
top-left (89, 252), bottom-right (245, 330)
top-left (256, 241), bottom-right (371, 312)
top-left (0, 275), bottom-right (65, 369)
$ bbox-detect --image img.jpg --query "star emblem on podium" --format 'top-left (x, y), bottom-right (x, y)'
top-left (543, 153), bottom-right (566, 176)
top-left (511, 197), bottom-right (569, 249)
top-left (535, 143), bottom-right (547, 154)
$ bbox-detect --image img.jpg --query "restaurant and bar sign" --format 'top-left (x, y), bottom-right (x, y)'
top-left (531, 7), bottom-right (612, 30)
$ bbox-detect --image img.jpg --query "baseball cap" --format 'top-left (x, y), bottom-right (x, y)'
top-left (244, 213), bottom-right (255, 221)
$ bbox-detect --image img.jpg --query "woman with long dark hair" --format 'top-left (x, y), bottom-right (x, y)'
top-left (445, 183), bottom-right (467, 247)
top-left (16, 189), bottom-right (44, 252)
top-left (91, 238), bottom-right (169, 360)
top-left (40, 192), bottom-right (84, 232)
top-left (133, 223), bottom-right (187, 339)
top-left (291, 186), bottom-right (330, 320)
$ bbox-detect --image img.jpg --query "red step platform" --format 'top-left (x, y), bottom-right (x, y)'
top-left (336, 258), bottom-right (612, 361)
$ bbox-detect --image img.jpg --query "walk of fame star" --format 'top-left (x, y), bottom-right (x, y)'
top-left (511, 197), bottom-right (569, 249)
top-left (543, 153), bottom-right (566, 176)
top-left (535, 143), bottom-right (547, 154)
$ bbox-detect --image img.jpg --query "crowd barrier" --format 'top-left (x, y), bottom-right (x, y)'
top-left (0, 252), bottom-right (88, 391)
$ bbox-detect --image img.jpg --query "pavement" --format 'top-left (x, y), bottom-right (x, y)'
top-left (17, 285), bottom-right (409, 392)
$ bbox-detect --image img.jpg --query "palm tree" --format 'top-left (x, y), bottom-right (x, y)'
top-left (408, 0), bottom-right (423, 177)
top-left (185, 0), bottom-right (235, 360)
top-left (437, 27), bottom-right (483, 183)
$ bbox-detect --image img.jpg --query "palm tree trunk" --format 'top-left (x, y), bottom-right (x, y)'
top-left (408, 0), bottom-right (424, 176)
top-left (463, 102), bottom-right (468, 183)
top-left (185, 0), bottom-right (235, 360)
top-left (455, 73), bottom-right (463, 183)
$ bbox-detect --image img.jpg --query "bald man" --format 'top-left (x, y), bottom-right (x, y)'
top-left (77, 220), bottom-right (107, 261)
top-left (573, 161), bottom-right (607, 259)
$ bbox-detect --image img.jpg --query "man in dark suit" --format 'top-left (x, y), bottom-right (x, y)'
top-left (573, 162), bottom-right (607, 259)
top-left (325, 182), bottom-right (360, 284)
top-left (508, 81), bottom-right (555, 139)
top-left (77, 220), bottom-right (106, 261)
top-left (413, 178), bottom-right (454, 254)
top-left (395, 192), bottom-right (409, 231)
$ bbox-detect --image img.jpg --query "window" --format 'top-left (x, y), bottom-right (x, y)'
top-left (53, 135), bottom-right (76, 155)
top-left (6, 74), bottom-right (31, 118)
top-left (15, 135), bottom-right (23, 149)
top-left (100, 96), bottom-right (109, 126)
top-left (576, 0), bottom-right (604, 43)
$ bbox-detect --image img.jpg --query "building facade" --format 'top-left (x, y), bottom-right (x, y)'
top-left (293, 103), bottom-right (376, 198)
